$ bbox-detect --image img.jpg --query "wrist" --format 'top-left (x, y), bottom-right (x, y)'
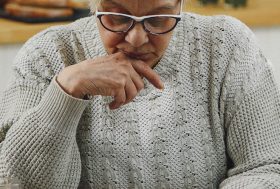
top-left (56, 75), bottom-right (84, 99)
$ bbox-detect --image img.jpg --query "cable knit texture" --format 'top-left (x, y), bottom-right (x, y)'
top-left (0, 13), bottom-right (280, 189)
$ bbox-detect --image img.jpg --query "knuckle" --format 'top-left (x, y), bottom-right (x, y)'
top-left (139, 82), bottom-right (145, 91)
top-left (128, 91), bottom-right (137, 102)
top-left (126, 97), bottom-right (133, 103)
top-left (140, 63), bottom-right (150, 73)
top-left (132, 90), bottom-right (138, 98)
top-left (121, 60), bottom-right (132, 68)
top-left (114, 52), bottom-right (126, 61)
top-left (140, 62), bottom-right (148, 69)
top-left (119, 68), bottom-right (130, 78)
top-left (115, 78), bottom-right (126, 88)
top-left (116, 97), bottom-right (126, 105)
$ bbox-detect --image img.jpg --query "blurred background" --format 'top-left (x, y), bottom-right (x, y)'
top-left (0, 0), bottom-right (279, 95)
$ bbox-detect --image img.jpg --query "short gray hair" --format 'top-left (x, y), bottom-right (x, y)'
top-left (89, 0), bottom-right (185, 12)
top-left (89, 0), bottom-right (103, 11)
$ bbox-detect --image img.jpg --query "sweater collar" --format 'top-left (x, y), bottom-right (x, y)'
top-left (82, 15), bottom-right (185, 84)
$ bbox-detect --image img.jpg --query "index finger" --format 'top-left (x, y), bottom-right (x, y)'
top-left (131, 61), bottom-right (164, 90)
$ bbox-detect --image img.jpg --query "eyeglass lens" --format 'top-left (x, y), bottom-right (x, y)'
top-left (100, 14), bottom-right (178, 34)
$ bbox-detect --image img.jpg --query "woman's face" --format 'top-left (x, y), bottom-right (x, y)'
top-left (96, 0), bottom-right (181, 68)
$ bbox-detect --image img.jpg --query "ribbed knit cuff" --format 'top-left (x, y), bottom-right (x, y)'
top-left (35, 76), bottom-right (90, 133)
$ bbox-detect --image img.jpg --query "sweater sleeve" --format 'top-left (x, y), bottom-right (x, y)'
top-left (220, 68), bottom-right (280, 188)
top-left (219, 18), bottom-right (280, 188)
top-left (0, 30), bottom-right (90, 189)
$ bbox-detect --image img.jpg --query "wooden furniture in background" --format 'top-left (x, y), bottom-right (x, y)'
top-left (0, 18), bottom-right (69, 44)
top-left (185, 0), bottom-right (280, 27)
top-left (0, 0), bottom-right (280, 44)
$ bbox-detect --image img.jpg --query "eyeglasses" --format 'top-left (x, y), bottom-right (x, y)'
top-left (95, 2), bottom-right (183, 35)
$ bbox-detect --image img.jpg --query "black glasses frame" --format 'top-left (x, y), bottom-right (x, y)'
top-left (96, 14), bottom-right (181, 35)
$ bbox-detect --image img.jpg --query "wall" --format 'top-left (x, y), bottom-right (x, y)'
top-left (0, 27), bottom-right (280, 96)
top-left (0, 44), bottom-right (21, 95)
top-left (254, 27), bottom-right (280, 85)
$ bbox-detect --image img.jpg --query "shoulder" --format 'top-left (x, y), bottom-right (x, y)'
top-left (28, 16), bottom-right (94, 42)
top-left (13, 17), bottom-right (96, 82)
top-left (179, 13), bottom-right (270, 90)
top-left (181, 12), bottom-right (256, 45)
top-left (21, 16), bottom-right (95, 55)
top-left (178, 13), bottom-right (257, 66)
top-left (179, 12), bottom-right (262, 68)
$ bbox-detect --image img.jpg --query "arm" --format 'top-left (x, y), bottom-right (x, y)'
top-left (219, 18), bottom-right (280, 189)
top-left (0, 27), bottom-right (163, 188)
top-left (0, 32), bottom-right (90, 189)
top-left (220, 67), bottom-right (280, 188)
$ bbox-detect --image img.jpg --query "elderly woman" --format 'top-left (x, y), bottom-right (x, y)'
top-left (1, 0), bottom-right (280, 188)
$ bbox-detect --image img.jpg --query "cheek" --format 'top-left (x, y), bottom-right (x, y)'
top-left (98, 25), bottom-right (124, 54)
top-left (150, 34), bottom-right (172, 55)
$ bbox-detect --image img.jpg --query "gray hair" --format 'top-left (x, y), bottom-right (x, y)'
top-left (89, 0), bottom-right (102, 11)
top-left (89, 0), bottom-right (185, 12)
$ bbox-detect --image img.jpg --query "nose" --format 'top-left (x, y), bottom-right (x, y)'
top-left (125, 23), bottom-right (149, 48)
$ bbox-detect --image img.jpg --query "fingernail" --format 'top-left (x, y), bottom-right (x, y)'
top-left (109, 103), bottom-right (116, 110)
top-left (160, 82), bottom-right (164, 90)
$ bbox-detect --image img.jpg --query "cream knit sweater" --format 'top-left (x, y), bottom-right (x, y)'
top-left (0, 13), bottom-right (280, 189)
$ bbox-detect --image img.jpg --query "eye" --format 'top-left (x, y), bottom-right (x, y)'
top-left (144, 16), bottom-right (177, 34)
top-left (146, 17), bottom-right (168, 27)
top-left (110, 15), bottom-right (131, 24)
top-left (100, 14), bottom-right (133, 32)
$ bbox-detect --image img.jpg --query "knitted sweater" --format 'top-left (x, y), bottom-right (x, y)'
top-left (1, 13), bottom-right (280, 189)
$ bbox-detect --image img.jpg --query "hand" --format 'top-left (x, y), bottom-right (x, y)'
top-left (57, 52), bottom-right (164, 109)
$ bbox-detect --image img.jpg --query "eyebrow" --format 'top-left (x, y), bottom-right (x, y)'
top-left (101, 0), bottom-right (125, 8)
top-left (148, 4), bottom-right (178, 14)
top-left (101, 0), bottom-right (179, 14)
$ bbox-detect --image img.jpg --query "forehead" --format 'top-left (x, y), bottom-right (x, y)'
top-left (100, 0), bottom-right (179, 15)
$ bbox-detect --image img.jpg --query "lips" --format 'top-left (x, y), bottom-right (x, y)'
top-left (121, 50), bottom-right (151, 60)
